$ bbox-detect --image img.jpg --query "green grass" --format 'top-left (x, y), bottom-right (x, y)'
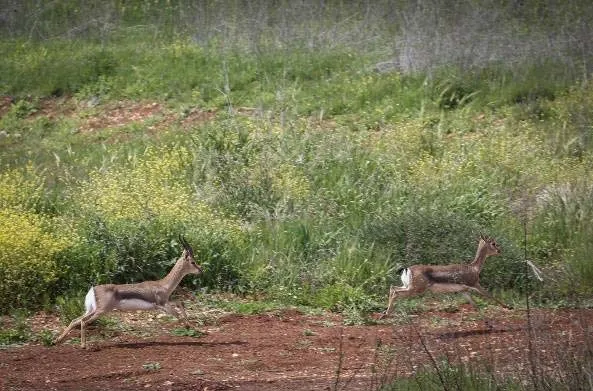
top-left (381, 361), bottom-right (523, 391)
top-left (0, 311), bottom-right (31, 347)
top-left (0, 0), bottom-right (593, 317)
top-left (213, 299), bottom-right (286, 316)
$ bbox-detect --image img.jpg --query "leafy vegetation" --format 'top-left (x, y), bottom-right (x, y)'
top-left (0, 0), bottom-right (592, 327)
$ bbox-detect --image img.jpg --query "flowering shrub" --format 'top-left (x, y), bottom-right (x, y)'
top-left (0, 166), bottom-right (74, 312)
top-left (70, 145), bottom-right (247, 288)
top-left (0, 209), bottom-right (70, 311)
top-left (271, 163), bottom-right (310, 204)
top-left (0, 165), bottom-right (43, 211)
top-left (77, 146), bottom-right (193, 222)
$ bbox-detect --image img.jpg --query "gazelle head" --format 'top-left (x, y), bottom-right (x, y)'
top-left (479, 234), bottom-right (501, 256)
top-left (179, 235), bottom-right (203, 275)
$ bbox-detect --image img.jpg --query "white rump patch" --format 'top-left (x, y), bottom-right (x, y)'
top-left (115, 299), bottom-right (158, 311)
top-left (84, 287), bottom-right (96, 314)
top-left (400, 268), bottom-right (411, 289)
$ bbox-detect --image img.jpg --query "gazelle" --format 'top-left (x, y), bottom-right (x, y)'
top-left (380, 235), bottom-right (509, 318)
top-left (54, 236), bottom-right (203, 348)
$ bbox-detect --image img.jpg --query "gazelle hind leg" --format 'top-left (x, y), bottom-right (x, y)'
top-left (80, 311), bottom-right (102, 349)
top-left (54, 313), bottom-right (87, 344)
top-left (379, 286), bottom-right (397, 319)
top-left (55, 287), bottom-right (98, 346)
top-left (380, 268), bottom-right (413, 319)
top-left (380, 285), bottom-right (415, 319)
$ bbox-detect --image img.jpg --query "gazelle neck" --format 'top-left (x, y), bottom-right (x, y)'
top-left (159, 256), bottom-right (189, 294)
top-left (470, 240), bottom-right (490, 271)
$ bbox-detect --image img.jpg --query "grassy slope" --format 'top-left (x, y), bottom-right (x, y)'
top-left (1, 1), bottom-right (593, 316)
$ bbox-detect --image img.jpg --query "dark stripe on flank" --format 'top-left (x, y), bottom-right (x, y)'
top-left (114, 290), bottom-right (155, 302)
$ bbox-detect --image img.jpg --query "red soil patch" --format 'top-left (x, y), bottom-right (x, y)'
top-left (1, 307), bottom-right (591, 390)
top-left (0, 97), bottom-right (216, 135)
top-left (70, 100), bottom-right (216, 134)
top-left (77, 101), bottom-right (166, 133)
top-left (0, 96), bottom-right (15, 118)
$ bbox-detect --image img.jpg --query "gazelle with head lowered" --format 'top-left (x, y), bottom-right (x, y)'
top-left (54, 236), bottom-right (203, 348)
top-left (380, 235), bottom-right (510, 318)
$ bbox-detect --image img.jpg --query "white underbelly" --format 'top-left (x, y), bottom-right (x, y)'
top-left (115, 299), bottom-right (158, 311)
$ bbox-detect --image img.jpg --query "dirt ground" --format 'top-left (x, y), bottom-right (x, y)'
top-left (1, 305), bottom-right (592, 391)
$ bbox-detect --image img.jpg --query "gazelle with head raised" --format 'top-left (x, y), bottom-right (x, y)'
top-left (380, 235), bottom-right (509, 318)
top-left (54, 236), bottom-right (203, 348)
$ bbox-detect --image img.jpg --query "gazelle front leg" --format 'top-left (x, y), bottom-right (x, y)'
top-left (428, 283), bottom-right (511, 311)
top-left (159, 301), bottom-right (191, 328)
top-left (461, 292), bottom-right (477, 308)
top-left (472, 285), bottom-right (512, 309)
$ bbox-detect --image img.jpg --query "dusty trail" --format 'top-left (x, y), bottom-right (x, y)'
top-left (1, 307), bottom-right (591, 390)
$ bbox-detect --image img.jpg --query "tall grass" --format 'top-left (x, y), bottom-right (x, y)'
top-left (2, 93), bottom-right (593, 312)
top-left (0, 0), bottom-right (593, 314)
